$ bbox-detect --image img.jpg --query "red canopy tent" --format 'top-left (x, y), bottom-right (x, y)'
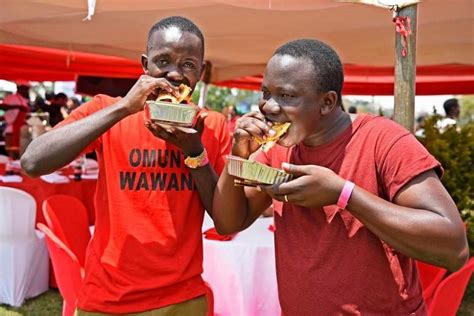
top-left (1, 44), bottom-right (473, 96)
top-left (215, 64), bottom-right (474, 95)
top-left (0, 44), bottom-right (142, 82)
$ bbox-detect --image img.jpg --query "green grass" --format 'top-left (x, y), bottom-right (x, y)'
top-left (0, 284), bottom-right (472, 315)
top-left (0, 290), bottom-right (62, 316)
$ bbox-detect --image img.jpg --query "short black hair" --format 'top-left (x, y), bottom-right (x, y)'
top-left (45, 91), bottom-right (55, 101)
top-left (443, 98), bottom-right (459, 116)
top-left (274, 39), bottom-right (344, 104)
top-left (348, 106), bottom-right (357, 114)
top-left (147, 16), bottom-right (204, 57)
top-left (54, 92), bottom-right (67, 100)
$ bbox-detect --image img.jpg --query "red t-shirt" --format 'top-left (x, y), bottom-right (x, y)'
top-left (255, 114), bottom-right (441, 315)
top-left (57, 95), bottom-right (231, 313)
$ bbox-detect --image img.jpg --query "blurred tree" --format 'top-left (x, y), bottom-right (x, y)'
top-left (420, 115), bottom-right (474, 254)
top-left (191, 82), bottom-right (260, 113)
top-left (459, 95), bottom-right (474, 124)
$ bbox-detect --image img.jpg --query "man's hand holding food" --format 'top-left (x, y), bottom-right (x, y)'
top-left (232, 111), bottom-right (277, 159)
top-left (121, 75), bottom-right (180, 115)
top-left (258, 163), bottom-right (345, 208)
top-left (234, 111), bottom-right (346, 208)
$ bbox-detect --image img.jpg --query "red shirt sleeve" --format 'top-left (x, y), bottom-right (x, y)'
top-left (378, 130), bottom-right (443, 201)
top-left (202, 111), bottom-right (232, 175)
top-left (214, 117), bottom-right (232, 175)
top-left (54, 94), bottom-right (119, 154)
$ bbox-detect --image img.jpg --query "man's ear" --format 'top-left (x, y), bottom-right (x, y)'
top-left (141, 54), bottom-right (148, 74)
top-left (320, 91), bottom-right (339, 116)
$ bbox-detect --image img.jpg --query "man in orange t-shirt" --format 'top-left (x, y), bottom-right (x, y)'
top-left (22, 16), bottom-right (230, 314)
top-left (212, 39), bottom-right (469, 315)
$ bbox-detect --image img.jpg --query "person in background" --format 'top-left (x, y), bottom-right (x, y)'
top-left (45, 91), bottom-right (55, 105)
top-left (222, 105), bottom-right (240, 134)
top-left (415, 114), bottom-right (427, 138)
top-left (31, 96), bottom-right (42, 111)
top-left (348, 105), bottom-right (357, 114)
top-left (437, 98), bottom-right (460, 132)
top-left (61, 96), bottom-right (82, 118)
top-left (212, 39), bottom-right (468, 315)
top-left (1, 81), bottom-right (31, 159)
top-left (46, 92), bottom-right (68, 126)
top-left (22, 16), bottom-right (230, 315)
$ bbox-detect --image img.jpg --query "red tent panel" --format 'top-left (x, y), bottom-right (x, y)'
top-left (0, 44), bottom-right (143, 82)
top-left (215, 65), bottom-right (474, 95)
top-left (1, 44), bottom-right (473, 95)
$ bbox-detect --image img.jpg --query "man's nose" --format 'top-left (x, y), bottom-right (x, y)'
top-left (260, 98), bottom-right (281, 115)
top-left (166, 65), bottom-right (185, 82)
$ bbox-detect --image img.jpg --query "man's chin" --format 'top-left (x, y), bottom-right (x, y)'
top-left (277, 135), bottom-right (298, 148)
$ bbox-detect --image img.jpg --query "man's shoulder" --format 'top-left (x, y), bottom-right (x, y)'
top-left (84, 94), bottom-right (121, 110)
top-left (56, 94), bottom-right (121, 128)
top-left (356, 114), bottom-right (410, 138)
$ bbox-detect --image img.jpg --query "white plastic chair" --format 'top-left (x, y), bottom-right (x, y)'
top-left (0, 187), bottom-right (49, 306)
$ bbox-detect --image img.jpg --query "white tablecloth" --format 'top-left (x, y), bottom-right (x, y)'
top-left (202, 215), bottom-right (280, 316)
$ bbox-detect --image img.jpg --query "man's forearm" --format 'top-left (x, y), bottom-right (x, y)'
top-left (190, 164), bottom-right (219, 217)
top-left (212, 167), bottom-right (257, 234)
top-left (347, 185), bottom-right (468, 271)
top-left (21, 100), bottom-right (130, 176)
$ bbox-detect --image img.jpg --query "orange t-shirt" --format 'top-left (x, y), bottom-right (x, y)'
top-left (57, 95), bottom-right (231, 313)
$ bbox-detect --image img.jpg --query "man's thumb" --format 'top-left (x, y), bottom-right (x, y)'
top-left (282, 163), bottom-right (310, 177)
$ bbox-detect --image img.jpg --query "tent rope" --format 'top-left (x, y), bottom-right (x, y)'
top-left (393, 14), bottom-right (412, 57)
top-left (83, 0), bottom-right (96, 21)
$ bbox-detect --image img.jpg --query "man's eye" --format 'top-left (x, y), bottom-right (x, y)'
top-left (262, 91), bottom-right (270, 99)
top-left (281, 94), bottom-right (293, 98)
top-left (183, 62), bottom-right (196, 69)
top-left (157, 59), bottom-right (168, 66)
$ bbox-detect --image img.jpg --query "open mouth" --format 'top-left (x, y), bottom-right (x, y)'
top-left (256, 121), bottom-right (291, 152)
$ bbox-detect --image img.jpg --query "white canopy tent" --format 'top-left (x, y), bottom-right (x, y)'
top-left (1, 0), bottom-right (473, 82)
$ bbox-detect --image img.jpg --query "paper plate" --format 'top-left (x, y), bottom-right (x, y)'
top-left (226, 155), bottom-right (292, 185)
top-left (145, 100), bottom-right (198, 127)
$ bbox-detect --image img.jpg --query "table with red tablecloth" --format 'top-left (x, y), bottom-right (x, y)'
top-left (0, 173), bottom-right (96, 225)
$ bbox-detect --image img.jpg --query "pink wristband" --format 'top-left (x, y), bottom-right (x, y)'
top-left (336, 180), bottom-right (355, 209)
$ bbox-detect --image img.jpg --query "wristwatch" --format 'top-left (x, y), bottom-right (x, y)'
top-left (184, 149), bottom-right (210, 169)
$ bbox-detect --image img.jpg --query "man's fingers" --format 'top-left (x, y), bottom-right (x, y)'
top-left (236, 118), bottom-right (271, 140)
top-left (258, 184), bottom-right (304, 205)
top-left (145, 121), bottom-right (174, 140)
top-left (233, 128), bottom-right (254, 142)
top-left (260, 176), bottom-right (307, 196)
top-left (243, 111), bottom-right (266, 121)
top-left (282, 163), bottom-right (314, 177)
top-left (142, 77), bottom-right (179, 97)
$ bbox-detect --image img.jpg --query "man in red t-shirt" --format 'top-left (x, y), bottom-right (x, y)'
top-left (22, 17), bottom-right (230, 314)
top-left (213, 39), bottom-right (468, 315)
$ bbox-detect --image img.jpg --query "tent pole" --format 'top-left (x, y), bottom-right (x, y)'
top-left (393, 4), bottom-right (418, 133)
top-left (198, 61), bottom-right (212, 108)
top-left (198, 83), bottom-right (209, 108)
